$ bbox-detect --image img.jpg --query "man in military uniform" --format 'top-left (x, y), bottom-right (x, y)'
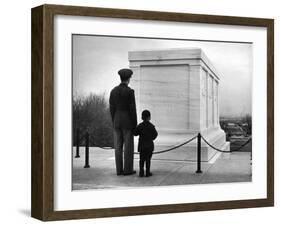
top-left (109, 68), bottom-right (137, 176)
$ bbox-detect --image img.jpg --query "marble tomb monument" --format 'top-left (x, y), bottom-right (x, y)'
top-left (129, 48), bottom-right (230, 162)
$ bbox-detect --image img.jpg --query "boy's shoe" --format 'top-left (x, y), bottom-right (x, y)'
top-left (116, 170), bottom-right (124, 176)
top-left (146, 172), bottom-right (153, 177)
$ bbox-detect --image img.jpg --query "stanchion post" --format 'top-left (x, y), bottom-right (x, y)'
top-left (75, 128), bottom-right (80, 158)
top-left (196, 133), bottom-right (202, 173)
top-left (84, 131), bottom-right (90, 168)
top-left (250, 146), bottom-right (252, 165)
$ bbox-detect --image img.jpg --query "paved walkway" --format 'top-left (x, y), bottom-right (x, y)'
top-left (72, 144), bottom-right (252, 190)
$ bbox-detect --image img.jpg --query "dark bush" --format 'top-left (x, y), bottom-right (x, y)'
top-left (73, 93), bottom-right (114, 147)
top-left (242, 114), bottom-right (252, 135)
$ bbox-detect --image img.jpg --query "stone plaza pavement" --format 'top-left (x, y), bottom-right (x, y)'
top-left (72, 143), bottom-right (252, 190)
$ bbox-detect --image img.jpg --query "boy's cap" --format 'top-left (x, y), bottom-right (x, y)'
top-left (118, 68), bottom-right (133, 80)
top-left (142, 110), bottom-right (151, 120)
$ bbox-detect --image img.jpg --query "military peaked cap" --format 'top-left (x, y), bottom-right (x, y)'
top-left (118, 68), bottom-right (133, 80)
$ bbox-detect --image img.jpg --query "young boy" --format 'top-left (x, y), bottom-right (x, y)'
top-left (134, 110), bottom-right (158, 177)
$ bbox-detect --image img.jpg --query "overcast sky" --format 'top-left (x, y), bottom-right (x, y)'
top-left (72, 35), bottom-right (252, 117)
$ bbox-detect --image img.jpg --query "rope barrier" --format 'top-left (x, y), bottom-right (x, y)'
top-left (200, 136), bottom-right (230, 153)
top-left (76, 129), bottom-right (251, 157)
top-left (201, 135), bottom-right (252, 153)
top-left (89, 134), bottom-right (114, 149)
top-left (230, 137), bottom-right (252, 152)
top-left (93, 145), bottom-right (113, 150)
top-left (134, 135), bottom-right (198, 155)
top-left (89, 135), bottom-right (197, 154)
top-left (83, 132), bottom-right (197, 155)
top-left (84, 133), bottom-right (251, 154)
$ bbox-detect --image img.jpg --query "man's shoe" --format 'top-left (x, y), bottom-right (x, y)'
top-left (146, 172), bottom-right (153, 177)
top-left (139, 171), bottom-right (144, 177)
top-left (117, 171), bottom-right (124, 176)
top-left (123, 170), bottom-right (136, 176)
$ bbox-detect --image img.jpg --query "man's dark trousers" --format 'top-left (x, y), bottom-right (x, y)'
top-left (114, 128), bottom-right (134, 175)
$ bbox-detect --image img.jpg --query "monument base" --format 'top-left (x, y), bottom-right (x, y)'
top-left (134, 127), bottom-right (230, 162)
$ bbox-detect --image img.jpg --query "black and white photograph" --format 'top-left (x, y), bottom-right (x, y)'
top-left (72, 34), bottom-right (252, 190)
top-left (29, 2), bottom-right (274, 222)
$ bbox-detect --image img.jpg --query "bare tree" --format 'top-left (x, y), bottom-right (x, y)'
top-left (73, 93), bottom-right (114, 147)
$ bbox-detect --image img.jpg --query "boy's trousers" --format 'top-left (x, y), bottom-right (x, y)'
top-left (139, 150), bottom-right (153, 173)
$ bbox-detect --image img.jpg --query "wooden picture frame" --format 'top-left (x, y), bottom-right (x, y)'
top-left (31, 4), bottom-right (274, 221)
